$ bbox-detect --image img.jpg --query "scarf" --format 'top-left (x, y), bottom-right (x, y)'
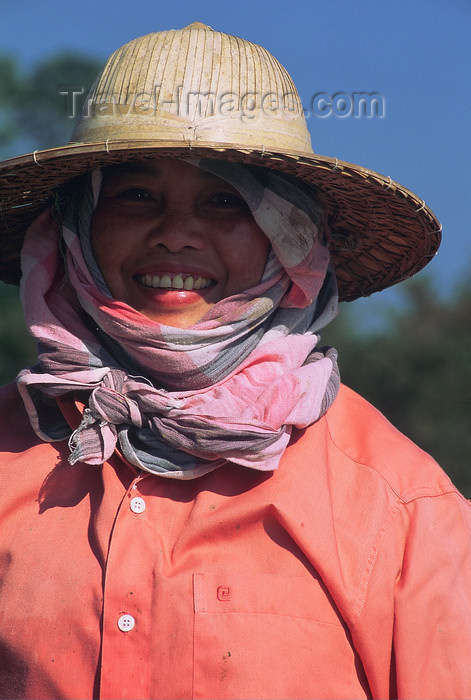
top-left (17, 159), bottom-right (340, 479)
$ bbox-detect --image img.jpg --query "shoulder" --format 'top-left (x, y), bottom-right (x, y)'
top-left (0, 383), bottom-right (80, 498)
top-left (282, 385), bottom-right (471, 621)
top-left (301, 384), bottom-right (458, 502)
top-left (0, 382), bottom-right (44, 450)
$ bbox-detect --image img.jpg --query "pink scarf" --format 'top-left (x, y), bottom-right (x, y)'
top-left (17, 161), bottom-right (340, 479)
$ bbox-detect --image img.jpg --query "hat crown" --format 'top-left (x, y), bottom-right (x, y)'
top-left (182, 21), bottom-right (213, 30)
top-left (71, 23), bottom-right (312, 153)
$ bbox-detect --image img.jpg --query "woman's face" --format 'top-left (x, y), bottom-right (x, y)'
top-left (91, 158), bottom-right (269, 328)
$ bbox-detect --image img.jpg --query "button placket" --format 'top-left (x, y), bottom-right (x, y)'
top-left (100, 474), bottom-right (155, 697)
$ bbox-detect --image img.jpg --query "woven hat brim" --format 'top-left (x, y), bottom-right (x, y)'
top-left (0, 139), bottom-right (441, 302)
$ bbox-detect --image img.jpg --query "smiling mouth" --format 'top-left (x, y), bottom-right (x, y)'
top-left (136, 273), bottom-right (213, 291)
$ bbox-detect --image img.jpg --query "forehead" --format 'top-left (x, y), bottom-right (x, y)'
top-left (100, 158), bottom-right (229, 185)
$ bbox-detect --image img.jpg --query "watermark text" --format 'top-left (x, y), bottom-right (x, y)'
top-left (58, 85), bottom-right (386, 120)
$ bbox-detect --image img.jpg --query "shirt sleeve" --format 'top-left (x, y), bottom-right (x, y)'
top-left (391, 491), bottom-right (471, 698)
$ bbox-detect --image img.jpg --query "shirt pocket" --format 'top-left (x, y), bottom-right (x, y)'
top-left (192, 572), bottom-right (369, 700)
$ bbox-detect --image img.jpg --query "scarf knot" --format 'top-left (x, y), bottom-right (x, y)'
top-left (89, 372), bottom-right (144, 428)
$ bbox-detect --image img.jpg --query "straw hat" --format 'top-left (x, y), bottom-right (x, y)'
top-left (0, 22), bottom-right (440, 301)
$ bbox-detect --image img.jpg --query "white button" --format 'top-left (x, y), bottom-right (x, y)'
top-left (117, 614), bottom-right (135, 632)
top-left (130, 496), bottom-right (146, 514)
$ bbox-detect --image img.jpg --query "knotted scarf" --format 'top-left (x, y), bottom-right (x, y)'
top-left (17, 159), bottom-right (340, 479)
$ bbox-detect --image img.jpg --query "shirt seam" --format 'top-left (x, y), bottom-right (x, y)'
top-left (324, 409), bottom-right (460, 503)
top-left (323, 414), bottom-right (465, 624)
top-left (353, 488), bottom-right (469, 626)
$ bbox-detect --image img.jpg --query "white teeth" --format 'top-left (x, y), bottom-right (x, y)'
top-left (173, 274), bottom-right (184, 289)
top-left (160, 274), bottom-right (172, 288)
top-left (138, 273), bottom-right (212, 290)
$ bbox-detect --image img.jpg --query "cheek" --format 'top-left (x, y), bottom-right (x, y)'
top-left (91, 212), bottom-right (110, 263)
top-left (91, 210), bottom-right (126, 265)
top-left (90, 213), bottom-right (125, 291)
top-left (226, 223), bottom-right (270, 290)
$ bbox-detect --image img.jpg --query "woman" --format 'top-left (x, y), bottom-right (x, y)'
top-left (0, 22), bottom-right (470, 700)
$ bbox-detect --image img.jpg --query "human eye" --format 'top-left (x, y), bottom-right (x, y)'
top-left (115, 187), bottom-right (153, 201)
top-left (206, 191), bottom-right (249, 211)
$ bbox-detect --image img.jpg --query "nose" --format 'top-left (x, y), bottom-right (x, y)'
top-left (145, 209), bottom-right (206, 253)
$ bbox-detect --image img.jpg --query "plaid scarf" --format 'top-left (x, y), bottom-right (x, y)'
top-left (17, 160), bottom-right (340, 479)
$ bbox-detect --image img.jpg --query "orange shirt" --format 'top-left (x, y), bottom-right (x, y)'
top-left (0, 382), bottom-right (470, 699)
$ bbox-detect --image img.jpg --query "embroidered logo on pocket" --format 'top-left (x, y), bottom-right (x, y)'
top-left (217, 585), bottom-right (231, 601)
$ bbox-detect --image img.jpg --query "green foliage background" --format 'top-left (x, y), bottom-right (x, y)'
top-left (1, 52), bottom-right (470, 496)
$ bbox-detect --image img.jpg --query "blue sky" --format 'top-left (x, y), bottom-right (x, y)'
top-left (1, 0), bottom-right (470, 315)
